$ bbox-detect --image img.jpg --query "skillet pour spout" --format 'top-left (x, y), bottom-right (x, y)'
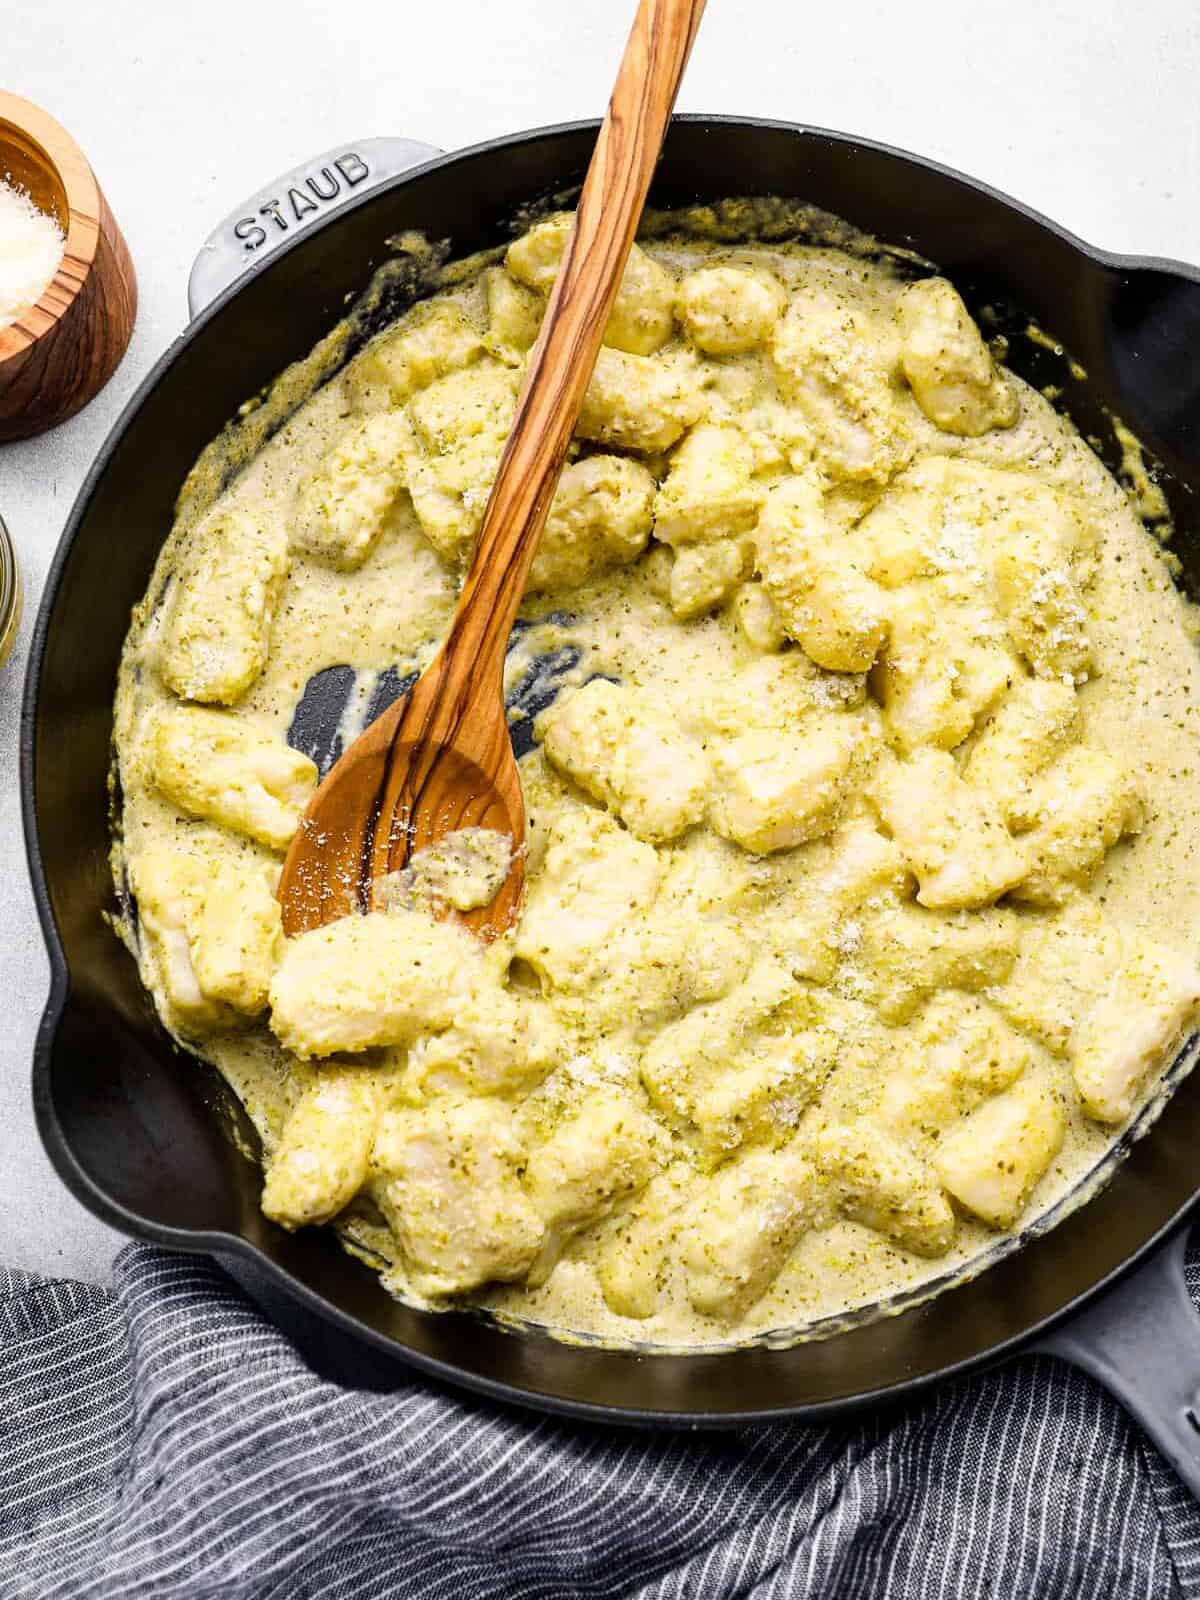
top-left (1101, 265), bottom-right (1200, 462)
top-left (22, 118), bottom-right (1200, 1449)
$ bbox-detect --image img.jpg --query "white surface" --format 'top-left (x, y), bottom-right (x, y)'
top-left (2, 0), bottom-right (1199, 1284)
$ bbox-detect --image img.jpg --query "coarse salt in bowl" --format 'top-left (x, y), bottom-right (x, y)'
top-left (0, 177), bottom-right (64, 331)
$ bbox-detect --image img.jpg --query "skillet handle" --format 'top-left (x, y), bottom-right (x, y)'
top-left (187, 136), bottom-right (444, 320)
top-left (1031, 1226), bottom-right (1200, 1497)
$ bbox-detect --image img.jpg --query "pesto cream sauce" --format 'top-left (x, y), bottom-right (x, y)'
top-left (113, 222), bottom-right (1200, 1349)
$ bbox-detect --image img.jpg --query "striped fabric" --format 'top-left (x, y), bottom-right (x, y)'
top-left (0, 1244), bottom-right (1198, 1598)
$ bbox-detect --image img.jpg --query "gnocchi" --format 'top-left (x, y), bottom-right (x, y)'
top-left (374, 1099), bottom-right (545, 1299)
top-left (681, 1143), bottom-right (825, 1319)
top-left (293, 410), bottom-right (412, 571)
top-left (896, 277), bottom-right (1018, 437)
top-left (530, 454), bottom-right (656, 591)
top-left (262, 1069), bottom-right (380, 1230)
top-left (149, 707), bottom-right (317, 851)
top-left (815, 1120), bottom-right (956, 1257)
top-left (539, 676), bottom-right (709, 844)
top-left (268, 908), bottom-right (483, 1058)
top-left (348, 301), bottom-right (484, 410)
top-left (676, 264), bottom-right (787, 355)
top-left (114, 203), bottom-right (1200, 1349)
top-left (772, 284), bottom-right (910, 481)
top-left (157, 504), bottom-right (289, 706)
top-left (934, 1077), bottom-right (1066, 1229)
top-left (753, 476), bottom-right (889, 672)
top-left (576, 346), bottom-right (702, 452)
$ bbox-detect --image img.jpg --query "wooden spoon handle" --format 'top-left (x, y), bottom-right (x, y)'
top-left (439, 0), bottom-right (707, 692)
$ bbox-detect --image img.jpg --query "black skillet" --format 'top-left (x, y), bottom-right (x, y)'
top-left (21, 118), bottom-right (1200, 1482)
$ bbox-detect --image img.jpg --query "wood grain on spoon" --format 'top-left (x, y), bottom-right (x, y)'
top-left (278, 0), bottom-right (707, 940)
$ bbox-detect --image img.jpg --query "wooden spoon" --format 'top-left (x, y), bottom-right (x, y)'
top-left (278, 0), bottom-right (707, 940)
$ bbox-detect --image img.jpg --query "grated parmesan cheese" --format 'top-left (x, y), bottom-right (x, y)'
top-left (0, 179), bottom-right (64, 331)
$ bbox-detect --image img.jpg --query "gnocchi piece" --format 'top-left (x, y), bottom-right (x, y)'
top-left (708, 717), bottom-right (861, 854)
top-left (347, 301), bottom-right (485, 411)
top-left (538, 676), bottom-right (710, 844)
top-left (732, 581), bottom-right (787, 652)
top-left (577, 347), bottom-right (703, 453)
top-left (151, 707), bottom-right (317, 851)
top-left (639, 956), bottom-right (795, 1121)
top-left (795, 816), bottom-right (911, 981)
top-left (190, 859), bottom-right (283, 1016)
top-left (408, 354), bottom-right (517, 454)
top-left (994, 525), bottom-right (1093, 680)
top-left (895, 278), bottom-right (1018, 436)
top-left (567, 913), bottom-right (753, 1037)
top-left (880, 994), bottom-right (1032, 1138)
top-left (771, 285), bottom-right (910, 482)
top-left (653, 915), bottom-right (751, 1009)
top-left (403, 360), bottom-right (521, 562)
top-left (947, 458), bottom-right (1099, 581)
top-left (507, 213), bottom-right (675, 355)
top-left (1010, 747), bottom-right (1144, 906)
top-left (596, 1170), bottom-right (683, 1320)
top-left (403, 989), bottom-right (560, 1100)
top-left (753, 476), bottom-right (890, 671)
top-left (693, 651), bottom-right (839, 739)
top-left (529, 455), bottom-right (656, 591)
top-left (1071, 941), bottom-right (1200, 1123)
top-left (860, 903), bottom-right (1021, 1023)
top-left (268, 908), bottom-right (480, 1058)
top-left (513, 808), bottom-right (664, 991)
top-left (668, 538), bottom-right (754, 620)
top-left (130, 847), bottom-right (282, 1029)
top-left (524, 1087), bottom-right (659, 1283)
top-left (128, 849), bottom-right (226, 1032)
top-left (962, 677), bottom-right (1080, 815)
top-left (378, 827), bottom-right (512, 916)
top-left (641, 541), bottom-right (675, 601)
top-left (603, 248), bottom-right (677, 356)
top-left (293, 410), bottom-right (413, 571)
top-left (934, 1076), bottom-right (1066, 1228)
top-left (374, 1099), bottom-right (545, 1298)
top-left (483, 265), bottom-right (542, 359)
top-left (504, 213), bottom-right (575, 292)
top-left (653, 424), bottom-right (763, 548)
top-left (871, 579), bottom-right (1017, 752)
top-left (991, 901), bottom-right (1122, 1055)
top-left (872, 749), bottom-right (1028, 910)
top-left (261, 1069), bottom-right (380, 1229)
top-left (676, 264), bottom-right (787, 355)
top-left (852, 463), bottom-right (945, 588)
top-left (681, 1142), bottom-right (824, 1319)
top-left (690, 1030), bottom-right (836, 1163)
top-left (815, 1120), bottom-right (956, 1256)
top-left (158, 504), bottom-right (289, 705)
top-left (820, 815), bottom-right (911, 906)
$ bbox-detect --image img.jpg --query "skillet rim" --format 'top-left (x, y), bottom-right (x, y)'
top-left (21, 113), bottom-right (1200, 1426)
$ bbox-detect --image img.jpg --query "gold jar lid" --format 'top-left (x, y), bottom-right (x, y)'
top-left (0, 512), bottom-right (22, 669)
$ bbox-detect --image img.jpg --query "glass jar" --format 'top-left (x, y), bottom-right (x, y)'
top-left (0, 511), bottom-right (23, 668)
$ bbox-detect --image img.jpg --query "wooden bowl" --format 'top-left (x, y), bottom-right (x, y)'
top-left (0, 92), bottom-right (136, 441)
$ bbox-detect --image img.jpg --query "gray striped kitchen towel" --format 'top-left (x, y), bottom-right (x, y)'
top-left (1, 1243), bottom-right (1199, 1599)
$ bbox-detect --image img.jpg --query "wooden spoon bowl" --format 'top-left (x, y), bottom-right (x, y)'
top-left (0, 91), bottom-right (137, 441)
top-left (282, 708), bottom-right (526, 940)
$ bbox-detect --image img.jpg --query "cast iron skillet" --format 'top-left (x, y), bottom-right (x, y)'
top-left (22, 117), bottom-right (1200, 1474)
